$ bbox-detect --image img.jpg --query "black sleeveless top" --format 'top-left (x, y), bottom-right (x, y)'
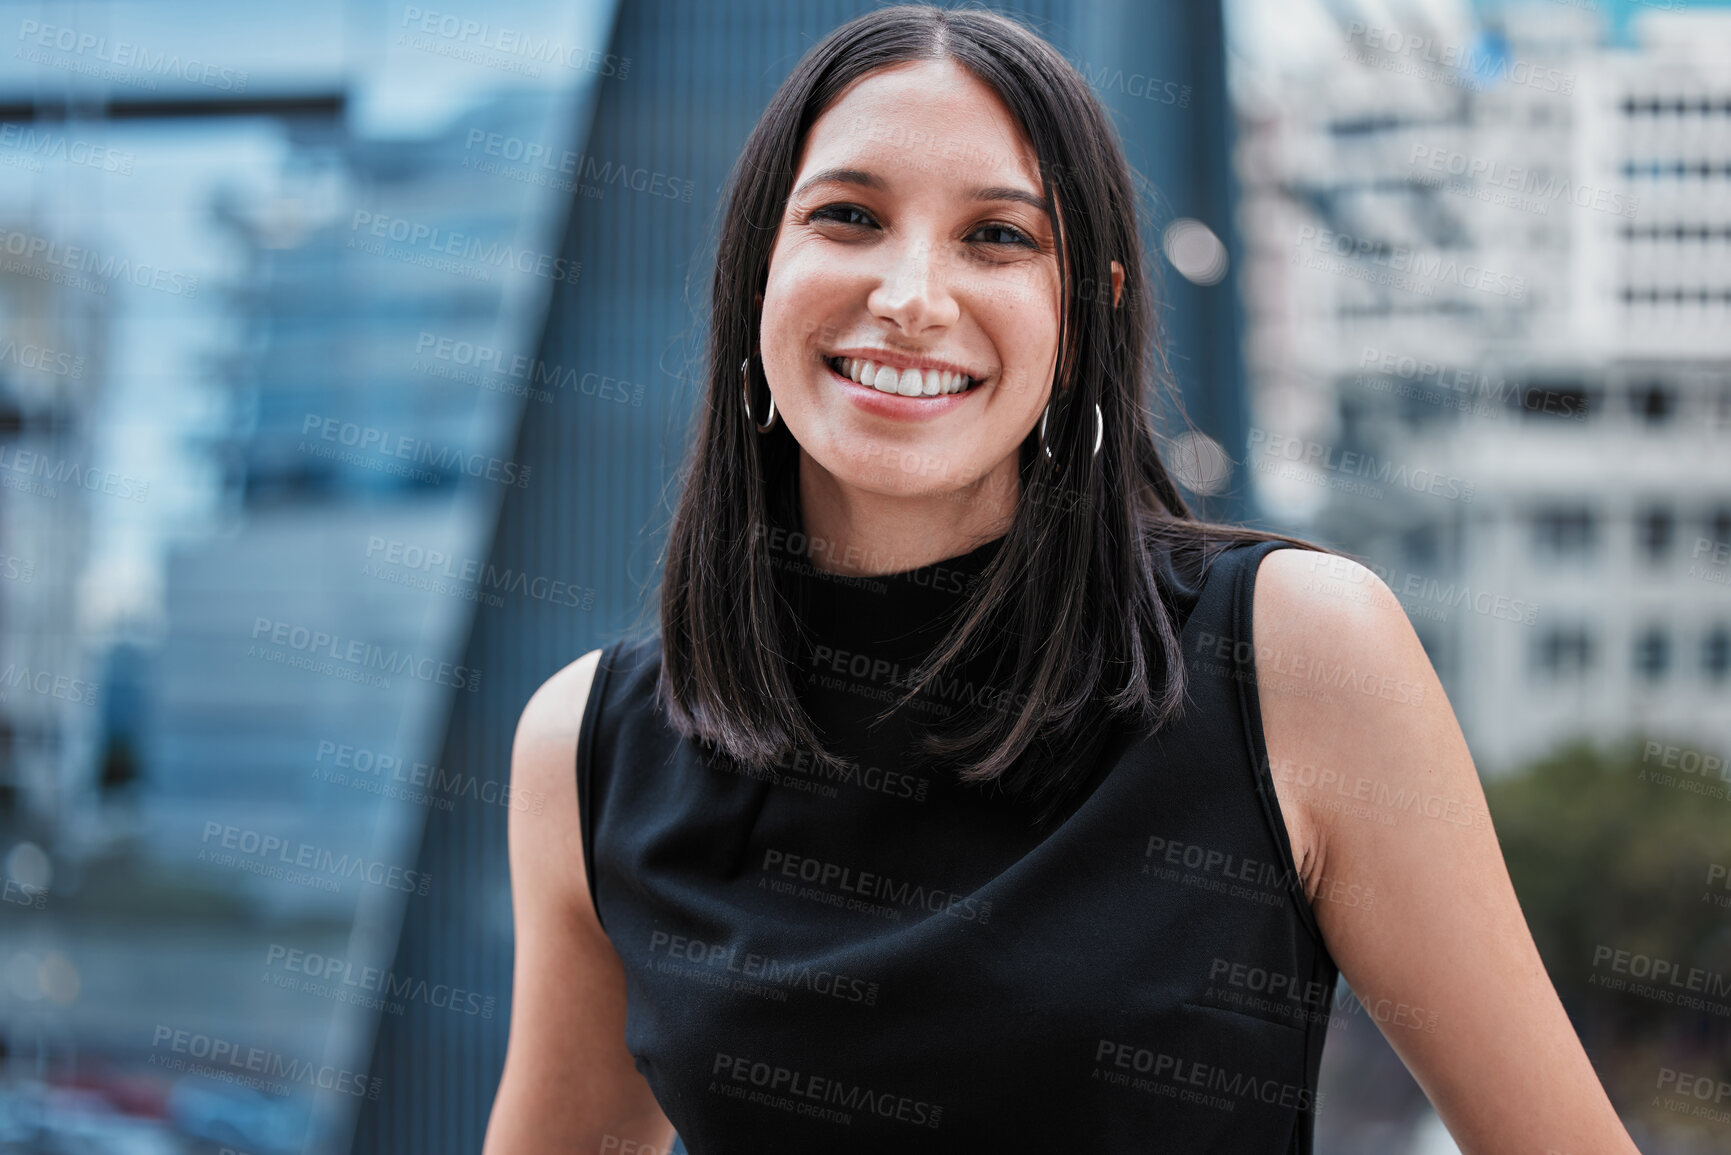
top-left (578, 517), bottom-right (1339, 1152)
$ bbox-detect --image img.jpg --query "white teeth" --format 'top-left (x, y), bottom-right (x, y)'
top-left (830, 356), bottom-right (976, 397)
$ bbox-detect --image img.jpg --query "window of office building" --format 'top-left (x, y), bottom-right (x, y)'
top-left (1636, 504), bottom-right (1674, 561)
top-left (1629, 382), bottom-right (1676, 425)
top-left (1634, 626), bottom-right (1671, 681)
top-left (1533, 505), bottom-right (1597, 558)
top-left (1705, 627), bottom-right (1731, 682)
top-left (1708, 505), bottom-right (1731, 555)
top-left (1535, 625), bottom-right (1595, 677)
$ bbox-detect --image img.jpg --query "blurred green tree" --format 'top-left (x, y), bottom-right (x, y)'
top-left (1483, 737), bottom-right (1731, 1131)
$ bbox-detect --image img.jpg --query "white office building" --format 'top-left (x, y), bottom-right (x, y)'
top-left (1231, 5), bottom-right (1731, 772)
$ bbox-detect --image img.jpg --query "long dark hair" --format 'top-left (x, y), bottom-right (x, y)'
top-left (656, 3), bottom-right (1318, 821)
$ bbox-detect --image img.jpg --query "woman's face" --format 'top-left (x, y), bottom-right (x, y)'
top-left (759, 57), bottom-right (1066, 507)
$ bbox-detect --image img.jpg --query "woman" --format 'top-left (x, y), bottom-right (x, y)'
top-left (485, 6), bottom-right (1639, 1153)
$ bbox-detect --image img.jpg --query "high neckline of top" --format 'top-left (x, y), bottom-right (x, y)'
top-left (765, 478), bottom-right (1008, 657)
top-left (781, 530), bottom-right (1007, 585)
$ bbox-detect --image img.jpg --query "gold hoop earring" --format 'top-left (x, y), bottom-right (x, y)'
top-left (741, 356), bottom-right (778, 433)
top-left (1037, 399), bottom-right (1103, 462)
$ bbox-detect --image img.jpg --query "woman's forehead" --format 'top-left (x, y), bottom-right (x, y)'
top-left (798, 58), bottom-right (1043, 191)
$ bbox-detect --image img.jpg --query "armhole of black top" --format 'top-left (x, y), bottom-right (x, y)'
top-left (1230, 541), bottom-right (1329, 949)
top-left (575, 640), bottom-right (619, 935)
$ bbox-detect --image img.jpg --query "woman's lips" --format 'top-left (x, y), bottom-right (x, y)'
top-left (824, 356), bottom-right (983, 419)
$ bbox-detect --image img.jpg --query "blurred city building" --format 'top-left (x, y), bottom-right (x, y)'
top-left (0, 1), bottom-right (613, 1150)
top-left (0, 252), bottom-right (105, 844)
top-left (1233, 1), bottom-right (1731, 772)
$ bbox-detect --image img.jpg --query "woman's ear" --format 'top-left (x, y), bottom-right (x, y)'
top-left (1110, 260), bottom-right (1124, 309)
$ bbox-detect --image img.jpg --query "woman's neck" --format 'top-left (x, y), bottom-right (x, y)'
top-left (795, 447), bottom-right (1016, 577)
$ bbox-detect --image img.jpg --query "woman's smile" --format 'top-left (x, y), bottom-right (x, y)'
top-left (824, 353), bottom-right (983, 396)
top-left (820, 349), bottom-right (990, 422)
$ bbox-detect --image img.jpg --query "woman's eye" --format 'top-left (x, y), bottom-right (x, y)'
top-left (969, 223), bottom-right (1034, 248)
top-left (809, 204), bottom-right (876, 228)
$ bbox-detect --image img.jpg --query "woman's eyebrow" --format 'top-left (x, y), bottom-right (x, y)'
top-left (969, 185), bottom-right (1050, 217)
top-left (791, 168), bottom-right (1051, 219)
top-left (790, 167), bottom-right (882, 199)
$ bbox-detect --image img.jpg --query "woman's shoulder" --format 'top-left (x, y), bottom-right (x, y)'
top-left (1228, 543), bottom-right (1417, 686)
top-left (515, 634), bottom-right (663, 750)
top-left (1140, 522), bottom-right (1324, 626)
top-left (1250, 548), bottom-right (1406, 646)
top-left (513, 648), bottom-right (608, 797)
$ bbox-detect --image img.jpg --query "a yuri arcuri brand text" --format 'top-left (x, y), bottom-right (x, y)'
top-left (1204, 957), bottom-right (1440, 1034)
top-left (1657, 1066), bottom-right (1731, 1107)
top-left (752, 522), bottom-right (988, 586)
top-left (1267, 753), bottom-right (1492, 830)
top-left (0, 663), bottom-right (98, 707)
top-left (1342, 22), bottom-right (1573, 94)
top-left (1642, 740), bottom-right (1730, 783)
top-left (199, 822), bottom-right (432, 896)
top-left (0, 226), bottom-right (199, 297)
top-left (1070, 55), bottom-right (1192, 107)
top-left (0, 123), bottom-right (133, 175)
top-left (1142, 834), bottom-right (1377, 912)
top-left (760, 848), bottom-right (990, 923)
top-left (711, 1053), bottom-right (943, 1128)
top-left (348, 210), bottom-right (578, 284)
top-left (1093, 1039), bottom-right (1324, 1113)
top-left (731, 745), bottom-right (929, 804)
top-left (649, 931), bottom-right (880, 1006)
top-left (313, 740), bottom-right (541, 813)
top-left (1250, 426), bottom-right (1476, 504)
top-left (398, 7), bottom-right (628, 77)
top-left (461, 130), bottom-right (693, 201)
top-left (1356, 346), bottom-right (1587, 422)
top-left (411, 332), bottom-right (642, 406)
top-left (300, 413), bottom-right (530, 488)
top-left (1590, 944), bottom-right (1731, 1018)
top-left (263, 944), bottom-right (495, 1018)
top-left (3, 878), bottom-right (46, 910)
top-left (0, 336), bottom-right (84, 378)
top-left (0, 445), bottom-right (148, 502)
top-left (149, 1025), bottom-right (379, 1099)
top-left (1407, 145), bottom-right (1636, 218)
top-left (363, 535), bottom-right (594, 611)
top-left (1191, 629), bottom-right (1427, 707)
top-left (17, 20), bottom-right (248, 91)
top-left (249, 616), bottom-right (482, 692)
top-left (805, 643), bottom-right (1029, 718)
top-left (1292, 224), bottom-right (1526, 300)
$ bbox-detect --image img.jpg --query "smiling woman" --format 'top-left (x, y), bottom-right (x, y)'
top-left (483, 6), bottom-right (1642, 1154)
top-left (762, 62), bottom-right (1064, 465)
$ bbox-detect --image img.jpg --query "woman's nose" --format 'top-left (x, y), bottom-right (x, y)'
top-left (866, 237), bottom-right (962, 334)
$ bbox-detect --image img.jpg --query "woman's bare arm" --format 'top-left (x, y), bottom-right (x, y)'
top-left (483, 649), bottom-right (678, 1155)
top-left (1253, 550), bottom-right (1639, 1155)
